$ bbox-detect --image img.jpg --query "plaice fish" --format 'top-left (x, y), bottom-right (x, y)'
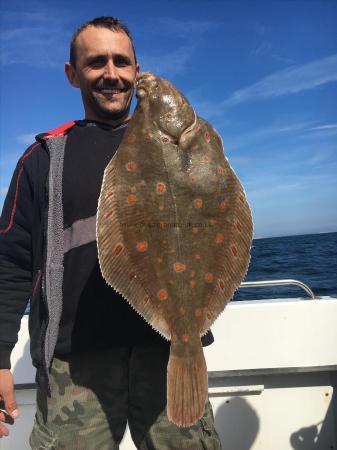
top-left (96, 72), bottom-right (253, 427)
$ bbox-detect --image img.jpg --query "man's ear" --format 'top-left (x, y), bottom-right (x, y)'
top-left (134, 63), bottom-right (140, 87)
top-left (65, 62), bottom-right (80, 88)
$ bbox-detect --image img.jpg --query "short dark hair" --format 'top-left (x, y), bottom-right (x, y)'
top-left (69, 16), bottom-right (137, 66)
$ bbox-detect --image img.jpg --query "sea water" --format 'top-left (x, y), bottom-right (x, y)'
top-left (25, 232), bottom-right (337, 314)
top-left (234, 232), bottom-right (337, 301)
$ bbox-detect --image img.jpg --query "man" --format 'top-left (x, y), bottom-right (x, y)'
top-left (0, 16), bottom-right (221, 449)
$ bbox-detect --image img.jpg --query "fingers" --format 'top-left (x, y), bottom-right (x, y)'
top-left (0, 405), bottom-right (15, 438)
top-left (0, 421), bottom-right (10, 438)
top-left (5, 399), bottom-right (19, 420)
top-left (0, 370), bottom-right (19, 437)
top-left (3, 392), bottom-right (19, 419)
top-left (0, 374), bottom-right (19, 419)
top-left (0, 409), bottom-right (14, 425)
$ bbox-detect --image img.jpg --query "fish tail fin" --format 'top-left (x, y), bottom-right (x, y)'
top-left (167, 341), bottom-right (208, 427)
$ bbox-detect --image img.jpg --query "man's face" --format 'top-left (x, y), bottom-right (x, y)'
top-left (65, 26), bottom-right (139, 124)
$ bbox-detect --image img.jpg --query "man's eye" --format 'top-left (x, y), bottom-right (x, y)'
top-left (89, 58), bottom-right (105, 68)
top-left (114, 57), bottom-right (130, 67)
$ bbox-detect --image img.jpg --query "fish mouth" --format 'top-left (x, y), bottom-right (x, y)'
top-left (136, 72), bottom-right (159, 99)
top-left (136, 71), bottom-right (156, 84)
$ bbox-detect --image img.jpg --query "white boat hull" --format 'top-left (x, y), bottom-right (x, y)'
top-left (1, 296), bottom-right (336, 450)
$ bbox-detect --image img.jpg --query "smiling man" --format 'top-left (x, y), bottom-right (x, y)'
top-left (66, 23), bottom-right (139, 123)
top-left (0, 16), bottom-right (221, 449)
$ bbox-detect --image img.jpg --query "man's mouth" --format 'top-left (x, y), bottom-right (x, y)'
top-left (97, 87), bottom-right (127, 95)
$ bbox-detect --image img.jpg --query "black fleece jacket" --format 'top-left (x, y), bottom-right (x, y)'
top-left (0, 120), bottom-right (213, 378)
top-left (0, 135), bottom-right (49, 370)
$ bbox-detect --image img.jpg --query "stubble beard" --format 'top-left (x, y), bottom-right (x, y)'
top-left (85, 87), bottom-right (134, 123)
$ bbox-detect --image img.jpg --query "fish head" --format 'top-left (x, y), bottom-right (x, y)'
top-left (136, 72), bottom-right (196, 142)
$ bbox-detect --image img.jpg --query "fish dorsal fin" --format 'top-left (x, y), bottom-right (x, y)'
top-left (97, 158), bottom-right (171, 340)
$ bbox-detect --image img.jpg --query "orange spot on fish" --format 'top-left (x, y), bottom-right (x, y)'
top-left (194, 254), bottom-right (201, 260)
top-left (194, 198), bottom-right (203, 209)
top-left (114, 243), bottom-right (124, 255)
top-left (181, 334), bottom-right (189, 343)
top-left (143, 296), bottom-right (150, 304)
top-left (174, 262), bottom-right (186, 273)
top-left (127, 194), bottom-right (137, 205)
top-left (171, 333), bottom-right (178, 343)
top-left (195, 308), bottom-right (203, 317)
top-left (218, 279), bottom-right (225, 290)
top-left (105, 211), bottom-right (113, 218)
top-left (126, 161), bottom-right (137, 171)
top-left (158, 289), bottom-right (168, 300)
top-left (204, 273), bottom-right (214, 283)
top-left (127, 133), bottom-right (136, 143)
top-left (215, 233), bottom-right (224, 244)
top-left (231, 244), bottom-right (238, 257)
top-left (219, 201), bottom-right (226, 211)
top-left (190, 270), bottom-right (196, 278)
top-left (192, 227), bottom-right (198, 234)
top-left (204, 131), bottom-right (210, 142)
top-left (156, 182), bottom-right (166, 194)
top-left (136, 241), bottom-right (148, 252)
top-left (179, 307), bottom-right (185, 315)
top-left (190, 279), bottom-right (196, 288)
top-left (201, 155), bottom-right (209, 163)
top-left (235, 221), bottom-right (242, 232)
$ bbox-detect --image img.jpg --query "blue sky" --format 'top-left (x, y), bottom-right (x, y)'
top-left (0, 0), bottom-right (336, 238)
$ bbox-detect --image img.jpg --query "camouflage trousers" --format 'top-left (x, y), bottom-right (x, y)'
top-left (30, 342), bottom-right (222, 449)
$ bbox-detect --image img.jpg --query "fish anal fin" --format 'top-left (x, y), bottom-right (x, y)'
top-left (97, 162), bottom-right (170, 339)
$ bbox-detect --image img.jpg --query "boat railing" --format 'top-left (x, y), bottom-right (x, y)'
top-left (240, 279), bottom-right (315, 299)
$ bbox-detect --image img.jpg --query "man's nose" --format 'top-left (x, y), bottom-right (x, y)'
top-left (103, 60), bottom-right (118, 80)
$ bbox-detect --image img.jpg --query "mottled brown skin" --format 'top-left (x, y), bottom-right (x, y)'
top-left (97, 72), bottom-right (253, 427)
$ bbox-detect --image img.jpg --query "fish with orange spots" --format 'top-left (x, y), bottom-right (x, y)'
top-left (96, 72), bottom-right (253, 427)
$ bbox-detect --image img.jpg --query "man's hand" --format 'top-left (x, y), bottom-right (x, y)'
top-left (0, 369), bottom-right (19, 437)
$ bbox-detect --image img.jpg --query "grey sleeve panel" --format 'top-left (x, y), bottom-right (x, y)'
top-left (43, 136), bottom-right (67, 371)
top-left (64, 215), bottom-right (97, 254)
